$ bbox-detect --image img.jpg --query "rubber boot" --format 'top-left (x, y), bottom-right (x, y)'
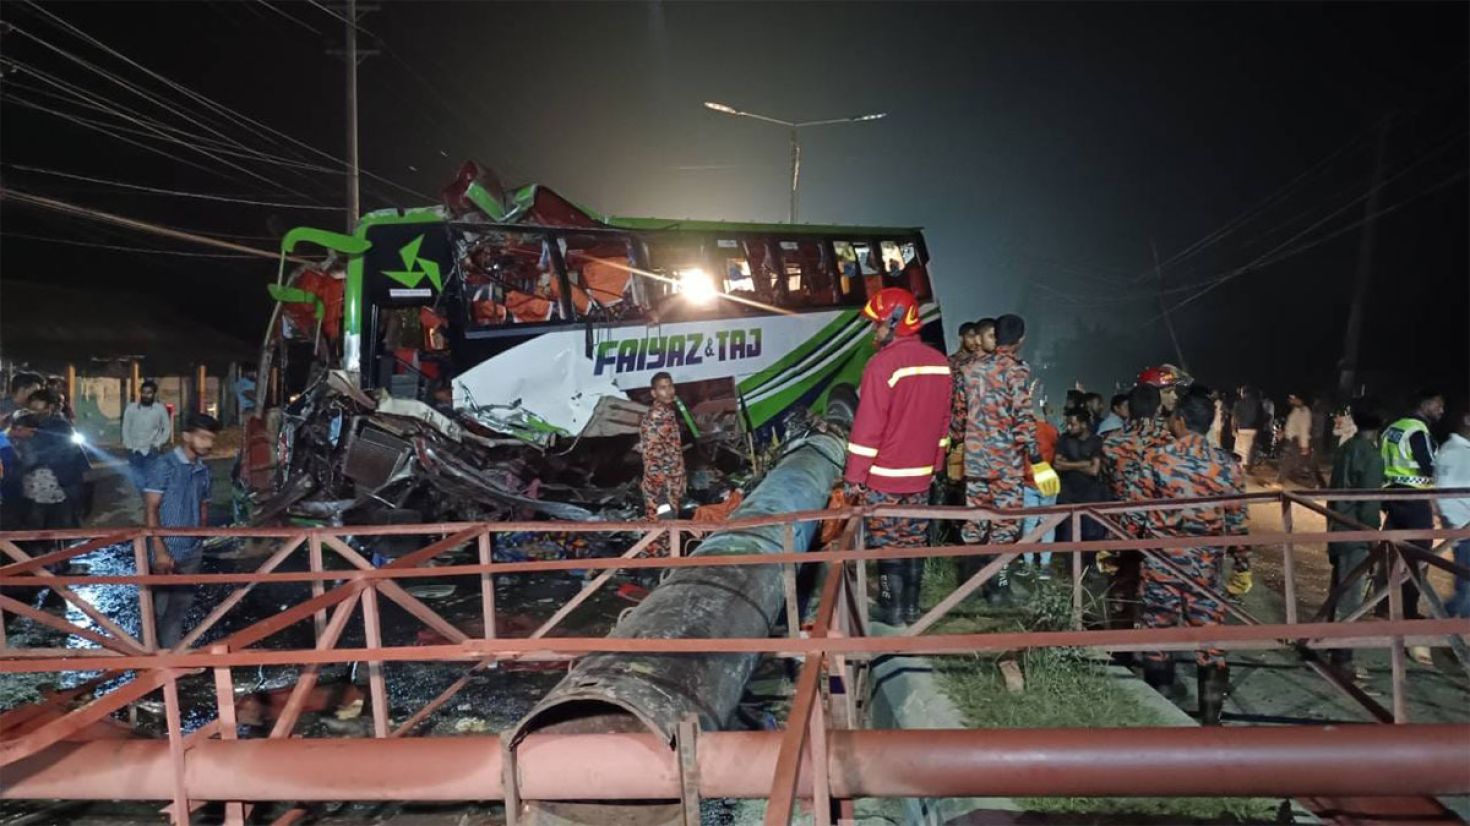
top-left (1198, 664), bottom-right (1229, 726)
top-left (903, 558), bottom-right (924, 625)
top-left (1142, 658), bottom-right (1176, 691)
top-left (876, 562), bottom-right (906, 626)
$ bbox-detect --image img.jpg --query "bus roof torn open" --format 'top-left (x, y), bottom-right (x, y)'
top-left (245, 161), bottom-right (946, 530)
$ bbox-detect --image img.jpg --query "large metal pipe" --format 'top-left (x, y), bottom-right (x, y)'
top-left (511, 403), bottom-right (854, 749)
top-left (5, 726), bottom-right (1468, 801)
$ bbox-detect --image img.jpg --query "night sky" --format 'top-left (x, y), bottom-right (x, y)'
top-left (1, 2), bottom-right (1466, 410)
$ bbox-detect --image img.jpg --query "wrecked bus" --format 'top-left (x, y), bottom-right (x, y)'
top-left (248, 168), bottom-right (944, 527)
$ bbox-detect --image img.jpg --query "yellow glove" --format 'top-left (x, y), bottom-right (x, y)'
top-left (946, 445), bottom-right (964, 481)
top-left (1227, 569), bottom-right (1253, 597)
top-left (1031, 461), bottom-right (1061, 498)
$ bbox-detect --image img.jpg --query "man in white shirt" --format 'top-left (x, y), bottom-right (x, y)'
top-left (1277, 393), bottom-right (1316, 487)
top-left (122, 380), bottom-right (172, 491)
top-left (1435, 410), bottom-right (1470, 618)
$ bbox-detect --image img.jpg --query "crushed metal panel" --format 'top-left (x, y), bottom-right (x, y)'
top-left (374, 394), bottom-right (467, 442)
top-left (578, 396), bottom-right (647, 439)
top-left (343, 427), bottom-right (412, 488)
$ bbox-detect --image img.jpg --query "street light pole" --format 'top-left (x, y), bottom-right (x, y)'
top-left (704, 102), bottom-right (886, 224)
top-left (788, 127), bottom-right (800, 224)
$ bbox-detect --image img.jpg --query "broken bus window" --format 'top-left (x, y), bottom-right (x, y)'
top-left (456, 229), bottom-right (564, 329)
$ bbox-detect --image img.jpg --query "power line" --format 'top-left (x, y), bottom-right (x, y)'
top-left (252, 0), bottom-right (322, 35)
top-left (1151, 133), bottom-right (1469, 321)
top-left (4, 164), bottom-right (344, 211)
top-left (0, 187), bottom-right (315, 263)
top-left (0, 231), bottom-right (258, 258)
top-left (1140, 129), bottom-right (1373, 283)
top-left (16, 1), bottom-right (431, 203)
top-left (0, 93), bottom-right (261, 186)
top-left (3, 22), bottom-right (330, 183)
top-left (0, 50), bottom-right (329, 200)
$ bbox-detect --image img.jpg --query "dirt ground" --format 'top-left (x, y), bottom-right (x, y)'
top-left (1215, 469), bottom-right (1470, 824)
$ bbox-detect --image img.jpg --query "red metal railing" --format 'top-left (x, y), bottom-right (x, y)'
top-left (2, 489), bottom-right (1468, 825)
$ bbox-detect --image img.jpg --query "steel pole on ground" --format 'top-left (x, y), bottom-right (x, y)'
top-left (5, 726), bottom-right (1468, 802)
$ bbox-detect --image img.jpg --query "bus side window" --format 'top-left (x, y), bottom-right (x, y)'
top-left (456, 230), bottom-right (561, 328)
top-left (835, 240), bottom-right (881, 298)
top-left (890, 239), bottom-right (933, 301)
top-left (777, 239), bottom-right (848, 308)
top-left (721, 238), bottom-right (785, 310)
top-left (560, 233), bottom-right (640, 322)
top-left (643, 238), bottom-right (721, 320)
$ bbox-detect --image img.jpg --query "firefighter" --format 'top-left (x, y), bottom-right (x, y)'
top-left (955, 314), bottom-right (1060, 589)
top-left (1097, 382), bottom-right (1163, 634)
top-left (843, 287), bottom-right (952, 625)
top-left (1137, 364), bottom-right (1188, 416)
top-left (939, 321), bottom-right (985, 535)
top-left (1138, 390), bottom-right (1248, 725)
top-left (1130, 373), bottom-right (1253, 598)
top-left (638, 372), bottom-right (687, 524)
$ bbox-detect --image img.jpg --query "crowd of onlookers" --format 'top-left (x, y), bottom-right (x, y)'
top-left (2, 368), bottom-right (224, 648)
top-left (0, 371), bottom-right (89, 532)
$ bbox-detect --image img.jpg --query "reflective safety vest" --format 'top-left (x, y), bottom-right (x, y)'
top-left (1381, 416), bottom-right (1433, 488)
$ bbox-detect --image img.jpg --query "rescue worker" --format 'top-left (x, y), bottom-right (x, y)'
top-left (1098, 382), bottom-right (1163, 633)
top-left (975, 317), bottom-right (997, 355)
top-left (1379, 388), bottom-right (1444, 664)
top-left (1137, 365), bottom-right (1187, 417)
top-left (844, 287), bottom-right (951, 625)
top-left (939, 321), bottom-right (985, 540)
top-left (946, 323), bottom-right (983, 474)
top-left (955, 314), bottom-right (1060, 588)
top-left (1101, 383), bottom-right (1165, 537)
top-left (638, 372), bottom-right (687, 523)
top-left (1138, 390), bottom-right (1247, 725)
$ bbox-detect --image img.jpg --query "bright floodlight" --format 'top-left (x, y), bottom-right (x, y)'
top-left (704, 101), bottom-right (739, 114)
top-left (70, 431), bottom-right (86, 445)
top-left (679, 268), bottom-right (718, 303)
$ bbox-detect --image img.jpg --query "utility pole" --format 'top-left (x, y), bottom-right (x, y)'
top-left (344, 0), bottom-right (359, 230)
top-left (327, 2), bottom-right (378, 231)
top-left (1152, 239), bottom-right (1187, 371)
top-left (1337, 118), bottom-right (1390, 399)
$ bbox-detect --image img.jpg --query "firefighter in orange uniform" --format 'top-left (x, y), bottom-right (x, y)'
top-left (844, 288), bottom-right (952, 625)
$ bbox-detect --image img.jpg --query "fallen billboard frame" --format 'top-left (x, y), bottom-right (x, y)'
top-left (1, 488), bottom-right (1468, 826)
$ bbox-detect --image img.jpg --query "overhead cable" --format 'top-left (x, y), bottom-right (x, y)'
top-left (0, 231), bottom-right (258, 258)
top-left (19, 1), bottom-right (432, 202)
top-left (0, 187), bottom-right (314, 264)
top-left (5, 164), bottom-right (344, 211)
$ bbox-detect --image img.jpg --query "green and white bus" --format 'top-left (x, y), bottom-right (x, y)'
top-left (267, 182), bottom-right (944, 446)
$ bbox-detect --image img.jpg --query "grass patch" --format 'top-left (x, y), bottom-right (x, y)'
top-left (927, 558), bottom-right (1283, 824)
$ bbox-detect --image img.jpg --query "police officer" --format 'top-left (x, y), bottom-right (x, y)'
top-left (1380, 388), bottom-right (1444, 663)
top-left (844, 287), bottom-right (952, 625)
top-left (1138, 389), bottom-right (1247, 725)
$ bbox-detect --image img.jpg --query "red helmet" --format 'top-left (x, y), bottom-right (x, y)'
top-left (1137, 365), bottom-right (1184, 388)
top-left (862, 287), bottom-right (923, 337)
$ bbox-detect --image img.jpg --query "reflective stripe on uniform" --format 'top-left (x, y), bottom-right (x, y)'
top-left (870, 464), bottom-right (935, 477)
top-left (847, 442), bottom-right (879, 458)
top-left (886, 365), bottom-right (950, 388)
